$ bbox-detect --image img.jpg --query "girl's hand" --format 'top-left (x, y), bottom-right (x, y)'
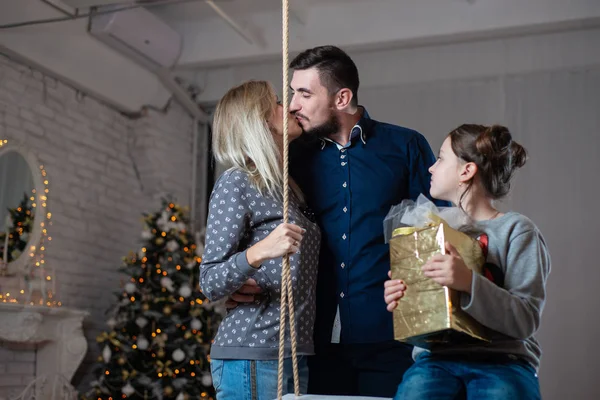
top-left (384, 270), bottom-right (407, 312)
top-left (421, 242), bottom-right (473, 293)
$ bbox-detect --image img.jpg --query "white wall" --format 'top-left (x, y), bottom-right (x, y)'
top-left (190, 27), bottom-right (600, 400)
top-left (0, 54), bottom-right (195, 397)
top-left (192, 27), bottom-right (600, 103)
top-left (361, 66), bottom-right (600, 400)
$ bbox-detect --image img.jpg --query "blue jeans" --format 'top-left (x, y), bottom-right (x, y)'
top-left (211, 357), bottom-right (309, 400)
top-left (394, 354), bottom-right (541, 400)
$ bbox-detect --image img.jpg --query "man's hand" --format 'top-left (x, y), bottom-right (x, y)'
top-left (225, 278), bottom-right (264, 310)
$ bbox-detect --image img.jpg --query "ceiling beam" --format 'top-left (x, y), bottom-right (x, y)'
top-left (175, 0), bottom-right (600, 68)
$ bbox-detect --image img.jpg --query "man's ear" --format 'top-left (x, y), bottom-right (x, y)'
top-left (334, 88), bottom-right (353, 110)
top-left (460, 161), bottom-right (478, 184)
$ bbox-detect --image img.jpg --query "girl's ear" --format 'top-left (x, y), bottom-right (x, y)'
top-left (459, 161), bottom-right (478, 184)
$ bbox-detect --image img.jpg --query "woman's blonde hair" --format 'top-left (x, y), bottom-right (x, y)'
top-left (212, 80), bottom-right (286, 199)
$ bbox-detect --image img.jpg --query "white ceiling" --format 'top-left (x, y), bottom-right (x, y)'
top-left (56, 0), bottom-right (363, 22)
top-left (1, 0), bottom-right (599, 114)
top-left (154, 0), bottom-right (301, 22)
top-left (150, 0), bottom-right (364, 22)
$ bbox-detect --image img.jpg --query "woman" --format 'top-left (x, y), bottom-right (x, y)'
top-left (385, 124), bottom-right (551, 400)
top-left (200, 81), bottom-right (321, 400)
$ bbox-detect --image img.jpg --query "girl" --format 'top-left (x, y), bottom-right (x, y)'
top-left (384, 124), bottom-right (551, 400)
top-left (200, 81), bottom-right (321, 399)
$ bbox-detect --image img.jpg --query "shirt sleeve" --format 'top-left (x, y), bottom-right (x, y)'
top-left (460, 230), bottom-right (551, 339)
top-left (199, 171), bottom-right (260, 301)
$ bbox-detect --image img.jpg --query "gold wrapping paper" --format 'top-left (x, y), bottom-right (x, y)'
top-left (389, 221), bottom-right (490, 348)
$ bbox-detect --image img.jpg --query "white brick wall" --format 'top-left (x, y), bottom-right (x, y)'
top-left (0, 342), bottom-right (36, 399)
top-left (0, 54), bottom-right (196, 396)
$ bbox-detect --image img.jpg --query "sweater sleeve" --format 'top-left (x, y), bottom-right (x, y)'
top-left (199, 171), bottom-right (260, 301)
top-left (460, 230), bottom-right (551, 339)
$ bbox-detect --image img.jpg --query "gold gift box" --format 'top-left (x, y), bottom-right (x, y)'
top-left (389, 220), bottom-right (490, 348)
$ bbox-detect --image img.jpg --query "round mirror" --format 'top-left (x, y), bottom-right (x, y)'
top-left (0, 144), bottom-right (44, 276)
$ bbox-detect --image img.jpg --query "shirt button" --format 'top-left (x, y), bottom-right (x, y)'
top-left (343, 182), bottom-right (347, 188)
top-left (341, 263), bottom-right (345, 269)
top-left (341, 149), bottom-right (346, 153)
top-left (342, 233), bottom-right (347, 240)
top-left (341, 162), bottom-right (347, 166)
top-left (340, 155), bottom-right (346, 159)
top-left (340, 292), bottom-right (345, 298)
top-left (343, 207), bottom-right (347, 213)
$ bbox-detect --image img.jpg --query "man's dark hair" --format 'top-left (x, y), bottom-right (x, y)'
top-left (290, 45), bottom-right (359, 107)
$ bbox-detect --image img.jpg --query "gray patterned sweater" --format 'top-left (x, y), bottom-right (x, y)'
top-left (200, 168), bottom-right (321, 360)
top-left (413, 212), bottom-right (551, 371)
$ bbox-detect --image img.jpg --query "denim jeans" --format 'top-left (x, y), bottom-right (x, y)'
top-left (211, 357), bottom-right (309, 400)
top-left (393, 354), bottom-right (541, 400)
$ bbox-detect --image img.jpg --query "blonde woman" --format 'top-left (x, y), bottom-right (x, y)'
top-left (200, 81), bottom-right (321, 400)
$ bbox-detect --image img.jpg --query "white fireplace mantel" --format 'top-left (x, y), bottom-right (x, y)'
top-left (0, 303), bottom-right (89, 398)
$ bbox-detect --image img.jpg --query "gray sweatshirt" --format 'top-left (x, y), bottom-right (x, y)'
top-left (413, 212), bottom-right (551, 371)
top-left (200, 168), bottom-right (321, 360)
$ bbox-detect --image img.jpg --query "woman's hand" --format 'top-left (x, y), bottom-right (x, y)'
top-left (384, 270), bottom-right (407, 312)
top-left (246, 223), bottom-right (305, 268)
top-left (421, 241), bottom-right (473, 293)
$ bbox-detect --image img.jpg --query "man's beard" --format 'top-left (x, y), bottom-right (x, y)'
top-left (299, 113), bottom-right (341, 138)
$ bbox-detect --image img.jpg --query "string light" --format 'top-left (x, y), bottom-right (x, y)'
top-left (0, 157), bottom-right (56, 305)
top-left (32, 164), bottom-right (57, 306)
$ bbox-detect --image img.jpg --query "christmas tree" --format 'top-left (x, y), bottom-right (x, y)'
top-left (81, 199), bottom-right (221, 400)
top-left (0, 193), bottom-right (34, 263)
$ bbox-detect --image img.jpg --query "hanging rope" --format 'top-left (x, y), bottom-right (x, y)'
top-left (277, 0), bottom-right (300, 398)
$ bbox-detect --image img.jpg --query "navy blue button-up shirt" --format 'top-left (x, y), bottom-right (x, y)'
top-left (290, 108), bottom-right (446, 346)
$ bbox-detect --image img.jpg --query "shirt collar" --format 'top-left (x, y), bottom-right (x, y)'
top-left (319, 106), bottom-right (373, 150)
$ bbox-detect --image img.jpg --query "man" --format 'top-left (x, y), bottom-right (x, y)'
top-left (228, 45), bottom-right (444, 397)
top-left (288, 45), bottom-right (447, 397)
